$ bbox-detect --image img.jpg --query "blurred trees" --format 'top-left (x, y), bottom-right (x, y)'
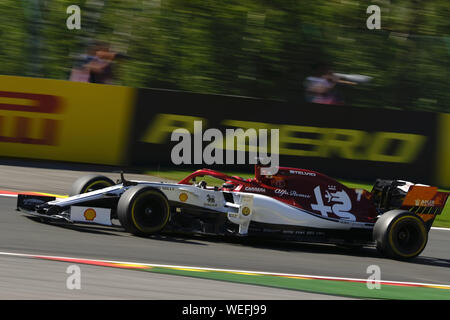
top-left (0, 0), bottom-right (449, 112)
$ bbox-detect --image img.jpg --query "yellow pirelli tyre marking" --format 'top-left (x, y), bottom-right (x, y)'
top-left (131, 190), bottom-right (169, 233)
top-left (438, 113), bottom-right (450, 188)
top-left (83, 180), bottom-right (112, 193)
top-left (388, 215), bottom-right (427, 259)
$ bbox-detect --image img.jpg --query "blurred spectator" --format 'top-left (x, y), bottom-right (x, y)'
top-left (69, 41), bottom-right (125, 84)
top-left (304, 62), bottom-right (342, 105)
top-left (303, 62), bottom-right (372, 106)
top-left (68, 55), bottom-right (91, 83)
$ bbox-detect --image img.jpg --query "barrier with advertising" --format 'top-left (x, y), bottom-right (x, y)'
top-left (0, 75), bottom-right (135, 165)
top-left (127, 88), bottom-right (439, 185)
top-left (438, 113), bottom-right (450, 188)
top-left (0, 76), bottom-right (447, 188)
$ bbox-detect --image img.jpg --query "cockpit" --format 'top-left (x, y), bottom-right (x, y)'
top-left (178, 170), bottom-right (248, 191)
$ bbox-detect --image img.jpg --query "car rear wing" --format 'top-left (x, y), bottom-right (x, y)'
top-left (371, 179), bottom-right (449, 230)
top-left (400, 185), bottom-right (449, 230)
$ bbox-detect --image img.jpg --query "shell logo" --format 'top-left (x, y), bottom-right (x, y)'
top-left (179, 193), bottom-right (188, 202)
top-left (242, 207), bottom-right (251, 216)
top-left (84, 208), bottom-right (97, 221)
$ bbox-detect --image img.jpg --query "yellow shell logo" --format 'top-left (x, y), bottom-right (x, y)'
top-left (242, 207), bottom-right (251, 216)
top-left (179, 193), bottom-right (188, 202)
top-left (84, 208), bottom-right (96, 221)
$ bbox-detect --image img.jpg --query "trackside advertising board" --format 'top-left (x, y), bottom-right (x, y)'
top-left (438, 113), bottom-right (450, 188)
top-left (0, 75), bottom-right (135, 165)
top-left (128, 88), bottom-right (439, 185)
top-left (0, 76), bottom-right (446, 187)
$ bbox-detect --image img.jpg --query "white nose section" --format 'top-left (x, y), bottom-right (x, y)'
top-left (227, 194), bottom-right (254, 235)
top-left (70, 206), bottom-right (112, 226)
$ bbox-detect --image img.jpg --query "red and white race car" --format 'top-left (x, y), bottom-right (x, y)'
top-left (17, 164), bottom-right (449, 260)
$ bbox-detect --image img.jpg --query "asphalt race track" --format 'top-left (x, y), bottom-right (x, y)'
top-left (1, 254), bottom-right (350, 300)
top-left (0, 162), bottom-right (449, 298)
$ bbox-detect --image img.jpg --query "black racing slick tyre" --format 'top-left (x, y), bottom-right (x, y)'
top-left (117, 186), bottom-right (170, 236)
top-left (70, 174), bottom-right (115, 196)
top-left (373, 210), bottom-right (428, 260)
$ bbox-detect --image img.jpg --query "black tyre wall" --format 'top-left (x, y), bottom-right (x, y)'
top-left (117, 186), bottom-right (170, 236)
top-left (70, 174), bottom-right (115, 196)
top-left (373, 210), bottom-right (428, 260)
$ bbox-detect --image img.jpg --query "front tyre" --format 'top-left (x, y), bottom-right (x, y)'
top-left (117, 186), bottom-right (170, 236)
top-left (70, 174), bottom-right (115, 196)
top-left (373, 210), bottom-right (428, 260)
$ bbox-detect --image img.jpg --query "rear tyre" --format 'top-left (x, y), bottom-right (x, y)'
top-left (70, 174), bottom-right (115, 196)
top-left (373, 210), bottom-right (428, 260)
top-left (117, 186), bottom-right (170, 236)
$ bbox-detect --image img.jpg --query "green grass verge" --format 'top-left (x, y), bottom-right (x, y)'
top-left (145, 267), bottom-right (450, 300)
top-left (145, 168), bottom-right (450, 228)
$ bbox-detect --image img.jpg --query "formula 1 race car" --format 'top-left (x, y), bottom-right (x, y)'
top-left (16, 165), bottom-right (449, 260)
